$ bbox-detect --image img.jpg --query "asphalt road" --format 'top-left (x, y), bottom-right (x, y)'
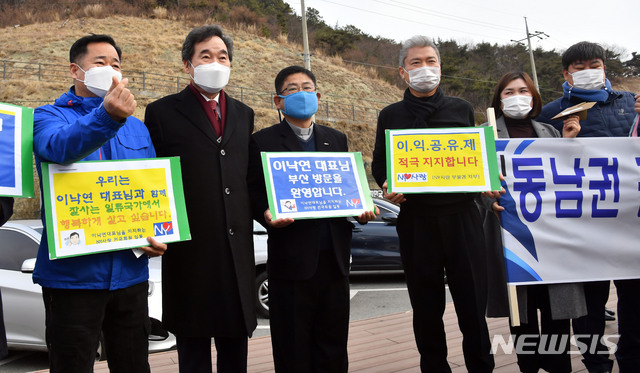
top-left (0, 272), bottom-right (452, 372)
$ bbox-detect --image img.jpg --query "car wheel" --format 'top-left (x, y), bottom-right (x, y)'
top-left (255, 270), bottom-right (269, 319)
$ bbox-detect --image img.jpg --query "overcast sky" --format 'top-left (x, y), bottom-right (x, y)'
top-left (283, 0), bottom-right (638, 62)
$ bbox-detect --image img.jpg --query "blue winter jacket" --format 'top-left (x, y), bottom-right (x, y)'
top-left (33, 88), bottom-right (156, 290)
top-left (537, 89), bottom-right (636, 138)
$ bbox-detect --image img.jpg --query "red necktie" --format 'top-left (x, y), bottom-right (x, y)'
top-left (208, 100), bottom-right (222, 137)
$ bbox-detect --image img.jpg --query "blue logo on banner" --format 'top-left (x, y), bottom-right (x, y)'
top-left (154, 222), bottom-right (173, 236)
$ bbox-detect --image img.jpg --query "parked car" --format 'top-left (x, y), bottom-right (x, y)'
top-left (0, 220), bottom-right (176, 360)
top-left (253, 197), bottom-right (401, 318)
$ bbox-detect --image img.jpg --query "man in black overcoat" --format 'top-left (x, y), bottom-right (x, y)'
top-left (253, 66), bottom-right (376, 372)
top-left (144, 25), bottom-right (264, 373)
top-left (371, 36), bottom-right (495, 372)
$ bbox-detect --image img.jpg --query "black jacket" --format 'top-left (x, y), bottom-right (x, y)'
top-left (252, 121), bottom-right (354, 280)
top-left (371, 89), bottom-right (477, 214)
top-left (145, 87), bottom-right (263, 338)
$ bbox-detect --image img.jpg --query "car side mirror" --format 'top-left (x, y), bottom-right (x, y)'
top-left (381, 213), bottom-right (397, 225)
top-left (21, 258), bottom-right (37, 273)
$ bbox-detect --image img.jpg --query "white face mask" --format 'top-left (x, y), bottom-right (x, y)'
top-left (190, 61), bottom-right (230, 94)
top-left (501, 95), bottom-right (533, 119)
top-left (570, 69), bottom-right (605, 90)
top-left (404, 66), bottom-right (440, 93)
top-left (76, 65), bottom-right (122, 98)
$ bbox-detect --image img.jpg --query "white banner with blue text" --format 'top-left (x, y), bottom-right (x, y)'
top-left (497, 137), bottom-right (640, 285)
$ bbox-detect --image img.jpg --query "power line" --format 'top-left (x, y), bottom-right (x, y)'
top-left (312, 0), bottom-right (516, 44)
top-left (377, 0), bottom-right (522, 34)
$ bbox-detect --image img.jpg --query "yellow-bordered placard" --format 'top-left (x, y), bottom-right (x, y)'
top-left (41, 157), bottom-right (190, 259)
top-left (385, 127), bottom-right (500, 193)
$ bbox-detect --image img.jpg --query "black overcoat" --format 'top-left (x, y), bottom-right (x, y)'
top-left (144, 87), bottom-right (263, 338)
top-left (252, 121), bottom-right (354, 281)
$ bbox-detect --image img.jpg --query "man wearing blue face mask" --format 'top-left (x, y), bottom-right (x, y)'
top-left (32, 34), bottom-right (166, 372)
top-left (144, 25), bottom-right (265, 373)
top-left (537, 41), bottom-right (640, 373)
top-left (252, 66), bottom-right (376, 372)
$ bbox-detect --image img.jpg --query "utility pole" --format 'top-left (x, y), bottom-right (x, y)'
top-left (511, 17), bottom-right (548, 93)
top-left (300, 0), bottom-right (311, 70)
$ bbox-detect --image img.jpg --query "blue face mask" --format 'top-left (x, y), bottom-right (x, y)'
top-left (279, 91), bottom-right (318, 119)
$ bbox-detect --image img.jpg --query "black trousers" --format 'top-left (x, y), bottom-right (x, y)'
top-left (614, 279), bottom-right (640, 373)
top-left (396, 204), bottom-right (494, 373)
top-left (572, 281), bottom-right (613, 373)
top-left (573, 279), bottom-right (640, 373)
top-left (510, 285), bottom-right (571, 373)
top-left (42, 281), bottom-right (150, 373)
top-left (175, 335), bottom-right (248, 373)
top-left (269, 249), bottom-right (350, 373)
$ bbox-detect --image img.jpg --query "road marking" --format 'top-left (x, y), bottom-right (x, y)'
top-left (0, 351), bottom-right (32, 366)
top-left (350, 285), bottom-right (449, 300)
top-left (350, 287), bottom-right (408, 300)
top-left (256, 325), bottom-right (270, 330)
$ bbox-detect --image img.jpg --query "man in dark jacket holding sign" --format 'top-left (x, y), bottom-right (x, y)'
top-left (371, 35), bottom-right (494, 372)
top-left (253, 65), bottom-right (376, 372)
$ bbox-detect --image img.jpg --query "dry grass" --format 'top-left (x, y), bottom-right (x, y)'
top-left (83, 4), bottom-right (105, 19)
top-left (1, 15), bottom-right (402, 218)
top-left (152, 6), bottom-right (168, 19)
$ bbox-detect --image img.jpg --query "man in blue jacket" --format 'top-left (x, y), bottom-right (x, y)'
top-left (32, 34), bottom-right (166, 373)
top-left (537, 41), bottom-right (636, 136)
top-left (537, 41), bottom-right (639, 373)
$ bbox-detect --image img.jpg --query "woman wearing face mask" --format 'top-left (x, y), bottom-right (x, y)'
top-left (480, 72), bottom-right (584, 373)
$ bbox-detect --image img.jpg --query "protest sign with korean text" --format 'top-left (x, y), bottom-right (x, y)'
top-left (497, 137), bottom-right (640, 285)
top-left (0, 102), bottom-right (34, 198)
top-left (261, 152), bottom-right (374, 220)
top-left (41, 157), bottom-right (190, 259)
top-left (385, 127), bottom-right (500, 193)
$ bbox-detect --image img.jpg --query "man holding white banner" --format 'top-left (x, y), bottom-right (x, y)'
top-left (32, 34), bottom-right (166, 372)
top-left (537, 41), bottom-right (640, 373)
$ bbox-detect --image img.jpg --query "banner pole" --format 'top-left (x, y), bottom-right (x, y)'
top-left (489, 106), bottom-right (520, 326)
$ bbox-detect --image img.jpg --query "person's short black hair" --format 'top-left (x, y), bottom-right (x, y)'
top-left (69, 34), bottom-right (122, 64)
top-left (182, 25), bottom-right (233, 63)
top-left (561, 41), bottom-right (606, 70)
top-left (274, 66), bottom-right (316, 94)
top-left (70, 232), bottom-right (79, 238)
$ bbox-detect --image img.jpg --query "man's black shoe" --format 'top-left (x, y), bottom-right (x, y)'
top-left (605, 308), bottom-right (615, 316)
top-left (605, 312), bottom-right (616, 321)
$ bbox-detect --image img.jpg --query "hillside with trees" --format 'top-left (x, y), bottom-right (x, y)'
top-left (2, 0), bottom-right (639, 113)
top-left (1, 0), bottom-right (639, 218)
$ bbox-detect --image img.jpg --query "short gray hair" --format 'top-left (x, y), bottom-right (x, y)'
top-left (398, 35), bottom-right (440, 68)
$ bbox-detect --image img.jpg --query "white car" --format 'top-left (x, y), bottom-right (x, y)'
top-left (0, 220), bottom-right (176, 360)
top-left (253, 221), bottom-right (269, 318)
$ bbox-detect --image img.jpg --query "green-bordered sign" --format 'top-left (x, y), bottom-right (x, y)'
top-left (41, 157), bottom-right (190, 259)
top-left (0, 102), bottom-right (34, 198)
top-left (386, 127), bottom-right (500, 193)
top-left (261, 152), bottom-right (374, 220)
